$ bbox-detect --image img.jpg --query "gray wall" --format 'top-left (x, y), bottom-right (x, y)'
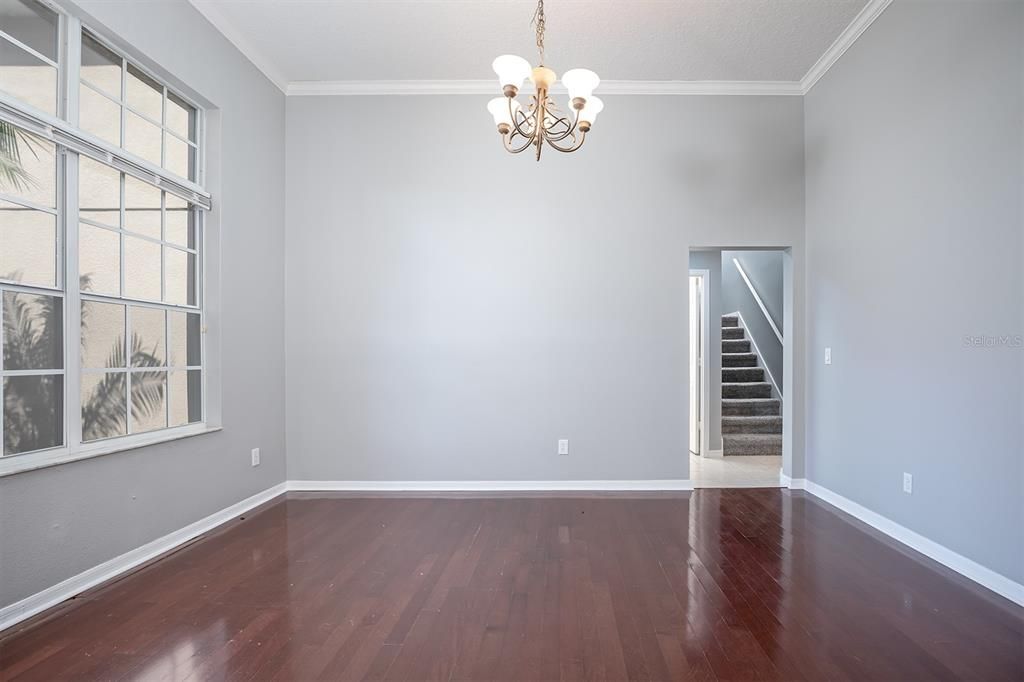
top-left (285, 95), bottom-right (806, 481)
top-left (688, 250), bottom-right (722, 452)
top-left (805, 0), bottom-right (1024, 582)
top-left (722, 249), bottom-right (784, 395)
top-left (0, 0), bottom-right (286, 609)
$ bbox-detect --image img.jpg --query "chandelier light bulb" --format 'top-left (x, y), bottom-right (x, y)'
top-left (577, 96), bottom-right (604, 128)
top-left (492, 54), bottom-right (532, 91)
top-left (487, 97), bottom-right (521, 129)
top-left (529, 66), bottom-right (557, 91)
top-left (562, 69), bottom-right (600, 101)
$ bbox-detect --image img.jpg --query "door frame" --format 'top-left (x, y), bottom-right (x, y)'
top-left (689, 269), bottom-right (711, 458)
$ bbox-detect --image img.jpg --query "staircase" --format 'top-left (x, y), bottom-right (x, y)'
top-left (721, 314), bottom-right (782, 455)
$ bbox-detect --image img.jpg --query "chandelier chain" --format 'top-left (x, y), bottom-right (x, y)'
top-left (531, 0), bottom-right (546, 64)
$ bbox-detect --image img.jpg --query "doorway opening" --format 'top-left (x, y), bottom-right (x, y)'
top-left (689, 248), bottom-right (789, 488)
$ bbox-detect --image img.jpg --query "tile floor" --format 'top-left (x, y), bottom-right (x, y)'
top-left (689, 452), bottom-right (782, 488)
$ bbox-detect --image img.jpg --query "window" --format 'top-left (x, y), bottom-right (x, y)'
top-left (79, 31), bottom-right (199, 181)
top-left (0, 0), bottom-right (58, 116)
top-left (0, 1), bottom-right (211, 472)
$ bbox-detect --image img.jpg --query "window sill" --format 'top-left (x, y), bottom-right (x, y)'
top-left (0, 425), bottom-right (222, 478)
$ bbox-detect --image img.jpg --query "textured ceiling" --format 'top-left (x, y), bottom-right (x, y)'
top-left (190, 0), bottom-right (869, 84)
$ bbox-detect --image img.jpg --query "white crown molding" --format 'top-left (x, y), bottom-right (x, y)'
top-left (191, 0), bottom-right (890, 98)
top-left (800, 0), bottom-right (893, 93)
top-left (286, 79), bottom-right (804, 97)
top-left (187, 0), bottom-right (288, 94)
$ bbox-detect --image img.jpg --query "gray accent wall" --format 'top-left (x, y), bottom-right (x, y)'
top-left (285, 95), bottom-right (806, 482)
top-left (0, 0), bottom-right (286, 609)
top-left (805, 0), bottom-right (1024, 583)
top-left (722, 250), bottom-right (784, 395)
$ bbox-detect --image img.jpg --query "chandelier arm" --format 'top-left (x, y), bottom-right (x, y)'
top-left (545, 109), bottom-right (580, 142)
top-left (503, 132), bottom-right (535, 154)
top-left (545, 130), bottom-right (586, 153)
top-left (508, 96), bottom-right (537, 138)
top-left (516, 108), bottom-right (539, 136)
top-left (545, 115), bottom-right (571, 135)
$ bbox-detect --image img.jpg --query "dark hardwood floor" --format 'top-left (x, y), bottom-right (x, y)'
top-left (1, 489), bottom-right (1021, 681)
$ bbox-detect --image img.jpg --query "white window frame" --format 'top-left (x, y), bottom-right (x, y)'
top-left (0, 1), bottom-right (217, 477)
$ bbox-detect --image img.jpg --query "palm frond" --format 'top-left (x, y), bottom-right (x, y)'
top-left (81, 334), bottom-right (167, 439)
top-left (81, 372), bottom-right (126, 440)
top-left (0, 121), bottom-right (42, 194)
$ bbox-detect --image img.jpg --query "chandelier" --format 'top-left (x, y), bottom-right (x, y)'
top-left (487, 0), bottom-right (603, 160)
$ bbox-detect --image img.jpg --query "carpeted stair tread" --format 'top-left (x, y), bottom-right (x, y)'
top-left (722, 398), bottom-right (781, 416)
top-left (723, 382), bottom-right (772, 399)
top-left (722, 339), bottom-right (751, 353)
top-left (723, 433), bottom-right (783, 456)
top-left (723, 352), bottom-right (758, 367)
top-left (722, 367), bottom-right (764, 383)
top-left (722, 415), bottom-right (783, 434)
top-left (715, 315), bottom-right (783, 452)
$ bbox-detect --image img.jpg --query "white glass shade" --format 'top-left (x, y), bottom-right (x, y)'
top-left (492, 54), bottom-right (532, 89)
top-left (562, 68), bottom-right (600, 100)
top-left (487, 97), bottom-right (521, 126)
top-left (578, 96), bottom-right (604, 125)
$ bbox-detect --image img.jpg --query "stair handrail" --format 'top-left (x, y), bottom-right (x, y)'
top-left (732, 258), bottom-right (783, 344)
top-left (732, 309), bottom-right (783, 400)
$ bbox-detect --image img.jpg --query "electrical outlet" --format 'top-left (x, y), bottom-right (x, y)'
top-left (558, 439), bottom-right (569, 456)
top-left (824, 347), bottom-right (832, 365)
top-left (903, 472), bottom-right (912, 494)
top-left (251, 448), bottom-right (260, 467)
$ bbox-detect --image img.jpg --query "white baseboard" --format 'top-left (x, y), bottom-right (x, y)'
top-left (791, 478), bottom-right (1024, 607)
top-left (288, 479), bottom-right (693, 492)
top-left (704, 449), bottom-right (724, 459)
top-left (6, 473), bottom-right (1019, 638)
top-left (0, 482), bottom-right (287, 633)
top-left (779, 472), bottom-right (806, 489)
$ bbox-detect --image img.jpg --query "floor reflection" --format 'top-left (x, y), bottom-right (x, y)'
top-left (3, 492), bottom-right (1021, 681)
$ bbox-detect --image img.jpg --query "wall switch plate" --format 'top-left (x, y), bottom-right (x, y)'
top-left (251, 448), bottom-right (260, 467)
top-left (824, 347), bottom-right (832, 365)
top-left (903, 472), bottom-right (912, 494)
top-left (558, 439), bottom-right (569, 456)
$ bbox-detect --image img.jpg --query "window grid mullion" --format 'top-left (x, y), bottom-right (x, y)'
top-left (80, 80), bottom-right (199, 151)
top-left (164, 309), bottom-right (171, 427)
top-left (79, 291), bottom-right (199, 313)
top-left (65, 14), bottom-right (83, 449)
top-left (119, 55), bottom-right (127, 148)
top-left (0, 282), bottom-right (65, 297)
top-left (0, 193), bottom-right (59, 215)
top-left (160, 192), bottom-right (166, 304)
top-left (79, 217), bottom-right (199, 255)
top-left (125, 302), bottom-right (132, 435)
top-left (0, 30), bottom-right (58, 68)
top-left (81, 365), bottom-right (200, 373)
top-left (2, 369), bottom-right (67, 377)
top-left (58, 146), bottom-right (71, 452)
